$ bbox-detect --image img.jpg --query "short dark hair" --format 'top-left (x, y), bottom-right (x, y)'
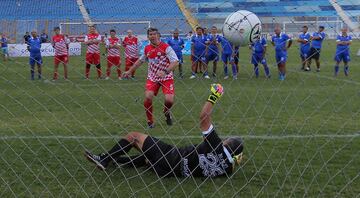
top-left (196, 26), bottom-right (202, 31)
top-left (147, 27), bottom-right (158, 35)
top-left (53, 27), bottom-right (60, 31)
top-left (303, 25), bottom-right (308, 29)
top-left (110, 29), bottom-right (116, 33)
top-left (319, 26), bottom-right (325, 29)
top-left (224, 137), bottom-right (244, 156)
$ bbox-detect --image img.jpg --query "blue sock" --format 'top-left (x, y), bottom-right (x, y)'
top-left (344, 65), bottom-right (349, 76)
top-left (30, 65), bottom-right (35, 80)
top-left (254, 65), bottom-right (259, 77)
top-left (334, 65), bottom-right (339, 75)
top-left (203, 71), bottom-right (208, 76)
top-left (191, 71), bottom-right (196, 76)
top-left (224, 64), bottom-right (228, 76)
top-left (264, 65), bottom-right (270, 77)
top-left (231, 63), bottom-right (237, 76)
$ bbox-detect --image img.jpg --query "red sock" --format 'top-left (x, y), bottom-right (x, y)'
top-left (163, 100), bottom-right (173, 116)
top-left (53, 72), bottom-right (58, 80)
top-left (106, 65), bottom-right (111, 77)
top-left (144, 98), bottom-right (153, 123)
top-left (85, 65), bottom-right (90, 78)
top-left (96, 64), bottom-right (102, 78)
top-left (117, 67), bottom-right (122, 77)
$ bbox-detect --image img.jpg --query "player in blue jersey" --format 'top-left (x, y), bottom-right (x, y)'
top-left (0, 33), bottom-right (9, 61)
top-left (297, 26), bottom-right (311, 71)
top-left (191, 27), bottom-right (208, 79)
top-left (249, 36), bottom-right (270, 78)
top-left (307, 26), bottom-right (325, 72)
top-left (206, 26), bottom-right (221, 78)
top-left (167, 29), bottom-right (185, 78)
top-left (334, 28), bottom-right (352, 77)
top-left (271, 27), bottom-right (292, 81)
top-left (220, 36), bottom-right (237, 79)
top-left (27, 30), bottom-right (43, 80)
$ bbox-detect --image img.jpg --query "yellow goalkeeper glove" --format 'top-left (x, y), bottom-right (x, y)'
top-left (207, 83), bottom-right (224, 104)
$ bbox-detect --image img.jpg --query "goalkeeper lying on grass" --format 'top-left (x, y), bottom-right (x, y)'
top-left (85, 84), bottom-right (244, 177)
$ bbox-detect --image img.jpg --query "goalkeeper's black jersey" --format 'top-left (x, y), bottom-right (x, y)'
top-left (175, 125), bottom-right (234, 177)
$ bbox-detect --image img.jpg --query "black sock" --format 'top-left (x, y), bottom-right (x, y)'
top-left (114, 155), bottom-right (147, 168)
top-left (102, 139), bottom-right (132, 164)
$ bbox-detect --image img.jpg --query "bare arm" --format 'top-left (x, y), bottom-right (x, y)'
top-left (126, 59), bottom-right (144, 74)
top-left (200, 101), bottom-right (214, 131)
top-left (287, 40), bottom-right (293, 49)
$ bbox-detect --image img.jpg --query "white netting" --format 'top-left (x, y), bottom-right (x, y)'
top-left (0, 0), bottom-right (359, 197)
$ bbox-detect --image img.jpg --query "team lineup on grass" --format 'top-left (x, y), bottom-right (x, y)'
top-left (13, 22), bottom-right (353, 178)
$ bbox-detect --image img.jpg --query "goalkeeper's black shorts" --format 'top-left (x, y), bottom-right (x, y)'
top-left (142, 136), bottom-right (182, 177)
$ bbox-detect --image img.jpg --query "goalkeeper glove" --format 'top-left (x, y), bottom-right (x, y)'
top-left (207, 83), bottom-right (224, 104)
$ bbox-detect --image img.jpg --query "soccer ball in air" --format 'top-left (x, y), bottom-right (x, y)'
top-left (223, 10), bottom-right (262, 46)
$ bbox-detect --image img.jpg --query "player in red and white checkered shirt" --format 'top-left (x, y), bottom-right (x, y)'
top-left (105, 29), bottom-right (122, 80)
top-left (122, 29), bottom-right (141, 79)
top-left (84, 26), bottom-right (102, 79)
top-left (52, 27), bottom-right (70, 80)
top-left (124, 28), bottom-right (179, 128)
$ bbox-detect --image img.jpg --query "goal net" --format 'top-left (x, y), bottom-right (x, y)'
top-left (0, 0), bottom-right (359, 197)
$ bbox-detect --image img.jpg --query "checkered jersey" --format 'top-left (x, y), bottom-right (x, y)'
top-left (52, 34), bottom-right (69, 56)
top-left (140, 42), bottom-right (178, 82)
top-left (85, 33), bottom-right (101, 54)
top-left (106, 37), bottom-right (121, 57)
top-left (122, 36), bottom-right (140, 58)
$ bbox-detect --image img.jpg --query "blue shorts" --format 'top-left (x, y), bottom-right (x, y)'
top-left (334, 52), bottom-right (350, 62)
top-left (175, 52), bottom-right (183, 64)
top-left (1, 47), bottom-right (8, 54)
top-left (275, 51), bottom-right (287, 64)
top-left (206, 52), bottom-right (218, 62)
top-left (300, 47), bottom-right (310, 59)
top-left (221, 53), bottom-right (234, 63)
top-left (251, 53), bottom-right (267, 65)
top-left (29, 54), bottom-right (43, 66)
top-left (193, 52), bottom-right (206, 63)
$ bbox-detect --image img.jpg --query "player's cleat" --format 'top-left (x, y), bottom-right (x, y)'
top-left (344, 66), bottom-right (349, 76)
top-left (279, 74), bottom-right (285, 81)
top-left (165, 113), bottom-right (173, 126)
top-left (224, 75), bottom-right (229, 80)
top-left (304, 67), bottom-right (310, 71)
top-left (233, 75), bottom-right (238, 80)
top-left (316, 68), bottom-right (320, 72)
top-left (84, 150), bottom-right (107, 171)
top-left (204, 75), bottom-right (210, 79)
top-left (212, 73), bottom-right (217, 78)
top-left (118, 77), bottom-right (122, 80)
top-left (207, 83), bottom-right (224, 104)
top-left (148, 122), bottom-right (155, 129)
top-left (105, 76), bottom-right (110, 80)
top-left (189, 75), bottom-right (196, 79)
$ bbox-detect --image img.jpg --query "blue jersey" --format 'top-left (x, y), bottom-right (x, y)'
top-left (298, 32), bottom-right (310, 50)
top-left (206, 34), bottom-right (221, 53)
top-left (311, 32), bottom-right (325, 49)
top-left (167, 37), bottom-right (184, 54)
top-left (191, 35), bottom-right (206, 54)
top-left (220, 36), bottom-right (233, 54)
top-left (336, 34), bottom-right (352, 53)
top-left (251, 37), bottom-right (267, 54)
top-left (272, 33), bottom-right (291, 52)
top-left (27, 36), bottom-right (42, 55)
top-left (1, 37), bottom-right (8, 48)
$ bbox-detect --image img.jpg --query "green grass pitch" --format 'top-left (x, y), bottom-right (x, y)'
top-left (0, 40), bottom-right (359, 197)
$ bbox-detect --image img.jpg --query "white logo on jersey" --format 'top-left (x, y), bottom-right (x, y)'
top-left (198, 153), bottom-right (228, 177)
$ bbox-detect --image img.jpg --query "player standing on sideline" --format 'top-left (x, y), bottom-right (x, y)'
top-left (220, 36), bottom-right (237, 79)
top-left (123, 28), bottom-right (179, 128)
top-left (307, 26), bottom-right (325, 72)
top-left (84, 84), bottom-right (244, 178)
top-left (52, 27), bottom-right (69, 80)
top-left (190, 27), bottom-right (208, 79)
top-left (122, 29), bottom-right (140, 79)
top-left (249, 36), bottom-right (270, 78)
top-left (334, 28), bottom-right (352, 77)
top-left (297, 26), bottom-right (311, 71)
top-left (84, 26), bottom-right (102, 79)
top-left (105, 29), bottom-right (122, 80)
top-left (27, 30), bottom-right (42, 80)
top-left (167, 29), bottom-right (185, 78)
top-left (0, 33), bottom-right (9, 61)
top-left (271, 27), bottom-right (292, 81)
top-left (206, 26), bottom-right (221, 78)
